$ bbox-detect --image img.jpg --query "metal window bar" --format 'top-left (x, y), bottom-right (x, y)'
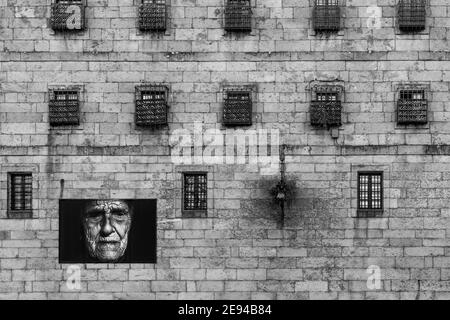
top-left (51, 0), bottom-right (85, 31)
top-left (224, 0), bottom-right (252, 32)
top-left (223, 90), bottom-right (252, 126)
top-left (10, 173), bottom-right (32, 212)
top-left (311, 89), bottom-right (342, 127)
top-left (136, 86), bottom-right (168, 126)
top-left (313, 0), bottom-right (340, 32)
top-left (397, 89), bottom-right (427, 124)
top-left (139, 0), bottom-right (167, 31)
top-left (358, 172), bottom-right (383, 211)
top-left (184, 174), bottom-right (207, 211)
top-left (398, 0), bottom-right (426, 32)
top-left (49, 90), bottom-right (80, 126)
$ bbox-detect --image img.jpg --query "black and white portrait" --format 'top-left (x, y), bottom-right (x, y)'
top-left (59, 199), bottom-right (157, 263)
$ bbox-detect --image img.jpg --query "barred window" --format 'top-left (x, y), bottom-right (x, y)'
top-left (183, 173), bottom-right (207, 212)
top-left (139, 0), bottom-right (167, 32)
top-left (49, 89), bottom-right (80, 126)
top-left (8, 173), bottom-right (33, 218)
top-left (358, 172), bottom-right (383, 217)
top-left (223, 90), bottom-right (252, 126)
top-left (224, 0), bottom-right (252, 32)
top-left (313, 0), bottom-right (341, 32)
top-left (310, 85), bottom-right (342, 127)
top-left (397, 88), bottom-right (427, 124)
top-left (51, 0), bottom-right (85, 31)
top-left (135, 85), bottom-right (169, 126)
top-left (398, 0), bottom-right (426, 32)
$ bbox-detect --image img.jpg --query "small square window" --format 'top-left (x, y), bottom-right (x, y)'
top-left (357, 172), bottom-right (383, 218)
top-left (51, 0), bottom-right (85, 32)
top-left (397, 88), bottom-right (427, 125)
top-left (313, 0), bottom-right (341, 33)
top-left (139, 0), bottom-right (167, 32)
top-left (223, 90), bottom-right (252, 126)
top-left (224, 0), bottom-right (252, 32)
top-left (183, 173), bottom-right (207, 212)
top-left (398, 0), bottom-right (426, 33)
top-left (135, 85), bottom-right (169, 126)
top-left (310, 85), bottom-right (342, 127)
top-left (49, 89), bottom-right (80, 126)
top-left (8, 173), bottom-right (33, 219)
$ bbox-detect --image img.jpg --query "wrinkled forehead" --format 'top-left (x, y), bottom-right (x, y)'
top-left (83, 200), bottom-right (131, 215)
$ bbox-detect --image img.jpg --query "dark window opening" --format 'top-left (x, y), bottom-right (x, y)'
top-left (135, 85), bottom-right (169, 126)
top-left (310, 86), bottom-right (342, 127)
top-left (183, 173), bottom-right (207, 212)
top-left (398, 0), bottom-right (426, 32)
top-left (357, 172), bottom-right (383, 217)
top-left (223, 90), bottom-right (252, 126)
top-left (397, 88), bottom-right (427, 124)
top-left (313, 0), bottom-right (341, 32)
top-left (224, 0), bottom-right (252, 32)
top-left (139, 0), bottom-right (167, 32)
top-left (8, 173), bottom-right (33, 218)
top-left (51, 0), bottom-right (85, 31)
top-left (49, 89), bottom-right (80, 126)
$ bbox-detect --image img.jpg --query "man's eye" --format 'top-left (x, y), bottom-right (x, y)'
top-left (87, 210), bottom-right (103, 218)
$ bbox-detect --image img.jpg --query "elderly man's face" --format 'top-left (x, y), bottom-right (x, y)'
top-left (82, 200), bottom-right (132, 262)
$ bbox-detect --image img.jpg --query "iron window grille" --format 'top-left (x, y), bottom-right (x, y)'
top-left (183, 173), bottom-right (208, 212)
top-left (313, 0), bottom-right (341, 32)
top-left (49, 89), bottom-right (80, 126)
top-left (357, 172), bottom-right (383, 217)
top-left (139, 0), bottom-right (167, 32)
top-left (223, 89), bottom-right (252, 126)
top-left (51, 0), bottom-right (85, 31)
top-left (224, 0), bottom-right (252, 32)
top-left (8, 173), bottom-right (33, 218)
top-left (310, 86), bottom-right (342, 127)
top-left (397, 89), bottom-right (427, 125)
top-left (398, 0), bottom-right (426, 32)
top-left (135, 85), bottom-right (169, 126)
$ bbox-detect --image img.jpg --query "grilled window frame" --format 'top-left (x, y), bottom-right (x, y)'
top-left (223, 89), bottom-right (253, 126)
top-left (310, 85), bottom-right (343, 128)
top-left (7, 173), bottom-right (33, 219)
top-left (397, 0), bottom-right (426, 33)
top-left (50, 0), bottom-right (86, 32)
top-left (397, 88), bottom-right (428, 125)
top-left (224, 0), bottom-right (252, 32)
top-left (313, 0), bottom-right (341, 33)
top-left (135, 85), bottom-right (169, 127)
top-left (357, 171), bottom-right (383, 218)
top-left (183, 173), bottom-right (208, 213)
top-left (139, 0), bottom-right (167, 32)
top-left (49, 88), bottom-right (80, 126)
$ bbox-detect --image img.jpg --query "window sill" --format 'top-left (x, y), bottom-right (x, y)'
top-left (182, 210), bottom-right (207, 218)
top-left (7, 210), bottom-right (33, 219)
top-left (357, 209), bottom-right (383, 218)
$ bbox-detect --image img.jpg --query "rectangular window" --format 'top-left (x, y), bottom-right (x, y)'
top-left (310, 86), bottom-right (342, 127)
top-left (8, 173), bottom-right (33, 218)
top-left (183, 173), bottom-right (207, 212)
top-left (139, 0), bottom-right (167, 32)
top-left (398, 0), bottom-right (426, 33)
top-left (357, 172), bottom-right (383, 217)
top-left (49, 89), bottom-right (80, 126)
top-left (313, 0), bottom-right (341, 32)
top-left (397, 88), bottom-right (427, 125)
top-left (135, 85), bottom-right (169, 126)
top-left (223, 90), bottom-right (252, 126)
top-left (51, 0), bottom-right (85, 31)
top-left (224, 0), bottom-right (252, 32)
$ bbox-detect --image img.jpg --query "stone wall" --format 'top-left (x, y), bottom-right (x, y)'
top-left (0, 0), bottom-right (449, 299)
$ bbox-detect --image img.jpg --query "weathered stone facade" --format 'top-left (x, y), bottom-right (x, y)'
top-left (0, 0), bottom-right (450, 299)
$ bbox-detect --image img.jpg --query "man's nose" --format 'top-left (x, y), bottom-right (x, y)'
top-left (100, 214), bottom-right (114, 237)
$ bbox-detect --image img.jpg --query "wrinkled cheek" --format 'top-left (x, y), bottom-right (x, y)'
top-left (113, 222), bottom-right (131, 239)
top-left (84, 224), bottom-right (100, 243)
